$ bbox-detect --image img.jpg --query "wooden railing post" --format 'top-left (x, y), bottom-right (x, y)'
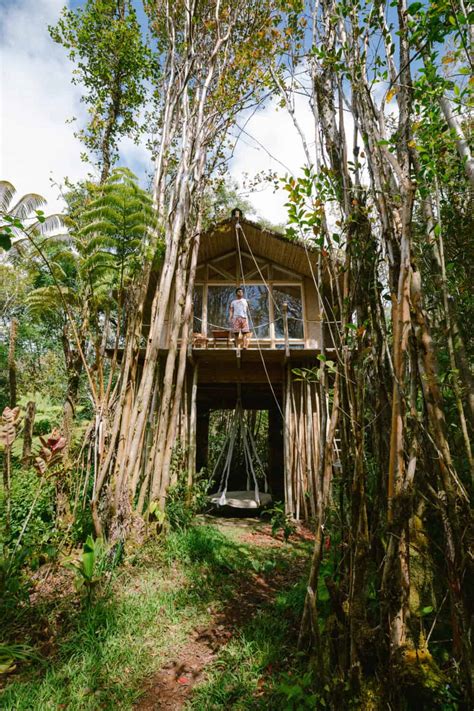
top-left (283, 302), bottom-right (290, 358)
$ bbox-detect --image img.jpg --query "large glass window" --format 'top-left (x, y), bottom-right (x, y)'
top-left (193, 283), bottom-right (303, 340)
top-left (273, 285), bottom-right (304, 339)
top-left (205, 285), bottom-right (269, 337)
top-left (244, 285), bottom-right (269, 338)
top-left (207, 286), bottom-right (235, 333)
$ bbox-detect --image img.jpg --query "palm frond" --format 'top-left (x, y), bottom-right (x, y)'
top-left (9, 193), bottom-right (47, 219)
top-left (0, 181), bottom-right (16, 212)
top-left (28, 213), bottom-right (66, 235)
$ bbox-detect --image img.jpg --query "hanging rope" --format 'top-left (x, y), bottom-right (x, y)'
top-left (235, 218), bottom-right (286, 420)
top-left (212, 398), bottom-right (268, 506)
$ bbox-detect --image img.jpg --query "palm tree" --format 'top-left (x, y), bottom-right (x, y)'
top-left (0, 180), bottom-right (63, 251)
top-left (0, 181), bottom-right (66, 414)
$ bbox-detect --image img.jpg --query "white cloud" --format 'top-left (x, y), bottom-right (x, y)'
top-left (0, 0), bottom-right (91, 214)
top-left (229, 93), bottom-right (316, 225)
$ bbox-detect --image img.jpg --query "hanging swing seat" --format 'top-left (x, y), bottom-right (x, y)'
top-left (208, 490), bottom-right (272, 510)
top-left (208, 396), bottom-right (270, 514)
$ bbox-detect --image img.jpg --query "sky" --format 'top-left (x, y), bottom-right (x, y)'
top-left (0, 0), bottom-right (316, 226)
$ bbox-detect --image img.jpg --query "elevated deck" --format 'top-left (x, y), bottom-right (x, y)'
top-left (188, 346), bottom-right (323, 385)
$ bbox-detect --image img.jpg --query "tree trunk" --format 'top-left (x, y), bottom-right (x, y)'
top-left (62, 354), bottom-right (83, 463)
top-left (21, 400), bottom-right (36, 467)
top-left (8, 318), bottom-right (18, 408)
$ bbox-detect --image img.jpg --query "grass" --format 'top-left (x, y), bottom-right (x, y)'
top-left (1, 562), bottom-right (196, 710)
top-left (187, 580), bottom-right (310, 711)
top-left (1, 522), bottom-right (312, 711)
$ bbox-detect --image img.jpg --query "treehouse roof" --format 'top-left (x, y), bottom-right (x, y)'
top-left (198, 215), bottom-right (318, 278)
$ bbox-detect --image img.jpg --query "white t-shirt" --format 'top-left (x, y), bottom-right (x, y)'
top-left (231, 298), bottom-right (249, 319)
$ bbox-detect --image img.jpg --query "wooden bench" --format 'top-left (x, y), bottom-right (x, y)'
top-left (210, 329), bottom-right (232, 348)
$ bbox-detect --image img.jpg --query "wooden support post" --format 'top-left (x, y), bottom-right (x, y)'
top-left (284, 364), bottom-right (294, 515)
top-left (196, 407), bottom-right (210, 474)
top-left (305, 381), bottom-right (315, 518)
top-left (268, 406), bottom-right (284, 499)
top-left (8, 318), bottom-right (18, 407)
top-left (283, 302), bottom-right (290, 359)
top-left (187, 363), bottom-right (199, 486)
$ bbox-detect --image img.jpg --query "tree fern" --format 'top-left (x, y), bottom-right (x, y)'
top-left (77, 167), bottom-right (157, 308)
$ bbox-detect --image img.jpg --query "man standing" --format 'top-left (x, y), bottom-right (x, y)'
top-left (229, 287), bottom-right (250, 348)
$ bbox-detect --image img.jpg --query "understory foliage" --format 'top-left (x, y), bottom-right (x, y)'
top-left (1, 0), bottom-right (473, 709)
top-left (266, 0), bottom-right (473, 707)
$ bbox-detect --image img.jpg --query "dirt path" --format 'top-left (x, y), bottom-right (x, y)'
top-left (134, 517), bottom-right (312, 711)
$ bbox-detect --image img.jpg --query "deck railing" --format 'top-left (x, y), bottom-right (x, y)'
top-left (191, 333), bottom-right (306, 350)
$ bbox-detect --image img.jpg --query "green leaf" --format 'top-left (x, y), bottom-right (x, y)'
top-left (82, 550), bottom-right (95, 580)
top-left (0, 233), bottom-right (12, 251)
top-left (408, 2), bottom-right (423, 14)
top-left (82, 535), bottom-right (97, 580)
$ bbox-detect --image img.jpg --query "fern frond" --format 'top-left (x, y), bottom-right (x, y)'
top-left (79, 220), bottom-right (121, 237)
top-left (26, 285), bottom-right (78, 316)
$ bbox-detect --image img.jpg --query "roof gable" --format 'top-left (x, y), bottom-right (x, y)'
top-left (198, 216), bottom-right (318, 279)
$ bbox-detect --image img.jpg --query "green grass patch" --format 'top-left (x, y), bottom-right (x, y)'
top-left (1, 564), bottom-right (196, 710)
top-left (186, 578), bottom-right (309, 710)
top-left (1, 523), bottom-right (310, 710)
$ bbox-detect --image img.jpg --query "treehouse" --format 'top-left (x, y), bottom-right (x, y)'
top-left (148, 211), bottom-right (337, 519)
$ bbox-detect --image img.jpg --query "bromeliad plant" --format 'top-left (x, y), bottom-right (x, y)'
top-left (34, 428), bottom-right (67, 476)
top-left (269, 502), bottom-right (297, 542)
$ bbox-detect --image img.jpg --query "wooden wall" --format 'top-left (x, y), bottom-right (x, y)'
top-left (302, 277), bottom-right (322, 349)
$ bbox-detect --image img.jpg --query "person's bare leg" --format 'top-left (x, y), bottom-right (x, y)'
top-left (243, 331), bottom-right (250, 349)
top-left (234, 332), bottom-right (240, 348)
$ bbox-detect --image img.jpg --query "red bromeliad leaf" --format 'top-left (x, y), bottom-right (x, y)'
top-left (1, 407), bottom-right (22, 447)
top-left (2, 406), bottom-right (21, 424)
top-left (177, 677), bottom-right (189, 685)
top-left (50, 436), bottom-right (67, 453)
top-left (40, 447), bottom-right (53, 461)
top-left (0, 423), bottom-right (17, 447)
top-left (35, 428), bottom-right (66, 475)
top-left (46, 427), bottom-right (61, 445)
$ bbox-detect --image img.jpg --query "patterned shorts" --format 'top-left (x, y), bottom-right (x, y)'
top-left (232, 316), bottom-right (249, 333)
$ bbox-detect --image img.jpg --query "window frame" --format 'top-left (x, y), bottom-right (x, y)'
top-left (194, 274), bottom-right (306, 346)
